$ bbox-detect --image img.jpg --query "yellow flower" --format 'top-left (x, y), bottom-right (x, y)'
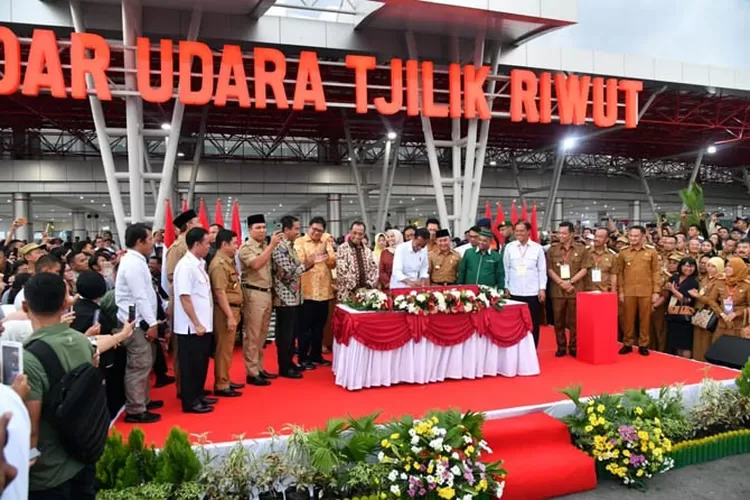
top-left (649, 442), bottom-right (655, 450)
top-left (432, 416), bottom-right (440, 424)
top-left (597, 417), bottom-right (606, 426)
top-left (381, 439), bottom-right (391, 448)
top-left (404, 464), bottom-right (411, 472)
top-left (597, 404), bottom-right (606, 413)
top-left (623, 458), bottom-right (629, 465)
top-left (477, 479), bottom-right (488, 492)
top-left (588, 414), bottom-right (597, 425)
top-left (623, 450), bottom-right (631, 457)
top-left (427, 464), bottom-right (434, 474)
top-left (585, 425), bottom-right (593, 432)
top-left (635, 407), bottom-right (643, 415)
top-left (437, 487), bottom-right (456, 499)
top-left (636, 469), bottom-right (644, 477)
top-left (638, 431), bottom-right (649, 441)
top-left (587, 407), bottom-right (594, 414)
top-left (588, 399), bottom-right (595, 406)
top-left (654, 417), bottom-right (661, 424)
top-left (391, 433), bottom-right (400, 440)
top-left (465, 445), bottom-right (475, 455)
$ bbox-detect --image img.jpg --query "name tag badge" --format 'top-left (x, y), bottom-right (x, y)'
top-left (435, 265), bottom-right (441, 269)
top-left (517, 264), bottom-right (527, 276)
top-left (591, 268), bottom-right (602, 283)
top-left (560, 264), bottom-right (571, 280)
top-left (724, 297), bottom-right (734, 314)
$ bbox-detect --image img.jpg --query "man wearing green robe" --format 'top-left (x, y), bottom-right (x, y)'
top-left (457, 229), bottom-right (504, 288)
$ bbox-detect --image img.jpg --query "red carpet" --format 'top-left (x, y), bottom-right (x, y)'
top-left (482, 413), bottom-right (597, 499)
top-left (116, 326), bottom-right (738, 447)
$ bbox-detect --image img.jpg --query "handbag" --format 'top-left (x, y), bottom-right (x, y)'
top-left (691, 308), bottom-right (719, 333)
top-left (667, 296), bottom-right (695, 317)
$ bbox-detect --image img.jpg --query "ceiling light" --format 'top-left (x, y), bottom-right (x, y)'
top-left (706, 145), bottom-right (717, 154)
top-left (161, 123), bottom-right (171, 131)
top-left (279, 203), bottom-right (283, 207)
top-left (349, 200), bottom-right (353, 204)
top-left (562, 137), bottom-right (577, 150)
top-left (489, 160), bottom-right (497, 166)
top-left (80, 196), bottom-right (84, 200)
top-left (399, 200), bottom-right (403, 204)
top-left (5, 200), bottom-right (9, 203)
top-left (177, 152), bottom-right (185, 157)
top-left (387, 131), bottom-right (397, 140)
top-left (90, 200), bottom-right (95, 203)
top-left (411, 197), bottom-right (415, 201)
top-left (102, 204), bottom-right (107, 207)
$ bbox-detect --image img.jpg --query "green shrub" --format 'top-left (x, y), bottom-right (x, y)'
top-left (96, 430), bottom-right (130, 491)
top-left (155, 427), bottom-right (202, 485)
top-left (736, 358), bottom-right (750, 398)
top-left (688, 379), bottom-right (750, 438)
top-left (96, 482), bottom-right (173, 500)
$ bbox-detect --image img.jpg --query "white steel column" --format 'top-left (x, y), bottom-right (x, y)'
top-left (381, 131), bottom-right (402, 232)
top-left (187, 106), bottom-right (209, 205)
top-left (70, 0), bottom-right (127, 245)
top-left (327, 194), bottom-right (342, 238)
top-left (12, 193), bottom-right (32, 241)
top-left (636, 160), bottom-right (658, 221)
top-left (342, 111), bottom-right (373, 238)
top-left (687, 150), bottom-right (705, 188)
top-left (552, 198), bottom-right (564, 228)
top-left (450, 37), bottom-right (462, 237)
top-left (469, 43), bottom-right (502, 227)
top-left (542, 150), bottom-right (566, 231)
top-left (736, 205), bottom-right (745, 218)
top-left (71, 211), bottom-right (87, 240)
top-left (375, 138), bottom-right (392, 233)
top-left (122, 0), bottom-right (144, 222)
top-left (629, 200), bottom-right (642, 226)
top-left (153, 7), bottom-right (202, 230)
top-left (459, 35), bottom-right (485, 232)
top-left (405, 31), bottom-right (449, 230)
top-left (395, 208), bottom-right (407, 229)
top-left (510, 157), bottom-right (526, 205)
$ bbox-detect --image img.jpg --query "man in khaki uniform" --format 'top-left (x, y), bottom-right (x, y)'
top-left (586, 228), bottom-right (619, 292)
top-left (617, 226), bottom-right (661, 355)
top-left (546, 221), bottom-right (591, 357)
top-left (429, 229), bottom-right (461, 285)
top-left (650, 253), bottom-right (679, 352)
top-left (209, 229), bottom-right (245, 397)
top-left (165, 209), bottom-right (202, 395)
top-left (239, 214), bottom-right (282, 386)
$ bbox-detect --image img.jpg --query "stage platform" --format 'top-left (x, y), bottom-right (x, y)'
top-left (115, 327), bottom-right (739, 447)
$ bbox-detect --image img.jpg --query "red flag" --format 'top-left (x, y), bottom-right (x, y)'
top-left (531, 203), bottom-right (539, 242)
top-left (521, 201), bottom-right (529, 222)
top-left (231, 200), bottom-right (242, 239)
top-left (484, 200), bottom-right (491, 221)
top-left (163, 199), bottom-right (176, 248)
top-left (511, 200), bottom-right (519, 225)
top-left (493, 202), bottom-right (506, 244)
top-left (181, 198), bottom-right (189, 213)
top-left (198, 198), bottom-right (210, 229)
top-left (214, 198), bottom-right (225, 227)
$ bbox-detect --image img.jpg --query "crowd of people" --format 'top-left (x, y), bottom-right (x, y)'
top-left (0, 207), bottom-right (749, 498)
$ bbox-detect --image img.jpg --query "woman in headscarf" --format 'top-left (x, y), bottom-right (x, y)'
top-left (373, 232), bottom-right (387, 266)
top-left (688, 257), bottom-right (724, 361)
top-left (378, 229), bottom-right (404, 290)
top-left (707, 257), bottom-right (750, 343)
top-left (665, 257), bottom-right (700, 358)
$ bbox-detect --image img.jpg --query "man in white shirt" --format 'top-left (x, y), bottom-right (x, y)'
top-left (173, 227), bottom-right (216, 414)
top-left (115, 223), bottom-right (162, 424)
top-left (503, 220), bottom-right (547, 347)
top-left (0, 383), bottom-right (29, 500)
top-left (455, 226), bottom-right (480, 257)
top-left (390, 228), bottom-right (431, 289)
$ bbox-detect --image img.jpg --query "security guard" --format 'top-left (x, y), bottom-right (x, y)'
top-left (209, 229), bottom-right (245, 397)
top-left (546, 221), bottom-right (591, 357)
top-left (617, 225), bottom-right (661, 355)
top-left (585, 228), bottom-right (619, 292)
top-left (239, 214), bottom-right (283, 386)
top-left (429, 229), bottom-right (461, 285)
top-left (165, 209), bottom-right (202, 396)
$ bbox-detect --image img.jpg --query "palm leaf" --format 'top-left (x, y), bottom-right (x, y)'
top-left (678, 182), bottom-right (704, 226)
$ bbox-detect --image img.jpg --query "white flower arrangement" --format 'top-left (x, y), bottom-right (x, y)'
top-left (345, 288), bottom-right (393, 311)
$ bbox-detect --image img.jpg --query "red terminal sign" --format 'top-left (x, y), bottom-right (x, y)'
top-left (0, 27), bottom-right (643, 128)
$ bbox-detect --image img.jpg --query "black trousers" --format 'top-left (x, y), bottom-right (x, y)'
top-left (153, 341), bottom-right (168, 378)
top-left (299, 300), bottom-right (330, 363)
top-left (29, 464), bottom-right (95, 500)
top-left (275, 305), bottom-right (300, 373)
top-left (511, 295), bottom-right (542, 347)
top-left (176, 333), bottom-right (212, 411)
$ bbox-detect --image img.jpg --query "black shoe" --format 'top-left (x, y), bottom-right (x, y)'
top-left (311, 359), bottom-right (332, 367)
top-left (229, 382), bottom-right (245, 390)
top-left (154, 375), bottom-right (175, 388)
top-left (280, 370), bottom-right (303, 379)
top-left (555, 349), bottom-right (566, 357)
top-left (638, 347), bottom-right (650, 356)
top-left (247, 375), bottom-right (271, 386)
top-left (203, 389), bottom-right (211, 396)
top-left (264, 339), bottom-right (272, 347)
top-left (183, 404), bottom-right (213, 414)
top-left (299, 361), bottom-right (316, 370)
top-left (200, 396), bottom-right (219, 406)
top-left (124, 411), bottom-right (161, 423)
top-left (619, 345), bottom-right (633, 355)
top-left (292, 363), bottom-right (303, 372)
top-left (146, 400), bottom-right (164, 410)
top-left (259, 370), bottom-right (278, 380)
top-left (214, 388), bottom-right (242, 398)
top-left (569, 349), bottom-right (577, 358)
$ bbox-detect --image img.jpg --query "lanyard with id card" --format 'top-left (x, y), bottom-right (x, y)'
top-left (591, 254), bottom-right (603, 283)
top-left (724, 285), bottom-right (737, 314)
top-left (559, 247), bottom-right (572, 280)
top-left (517, 244), bottom-right (529, 276)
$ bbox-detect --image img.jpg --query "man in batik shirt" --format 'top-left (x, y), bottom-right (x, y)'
top-left (336, 221), bottom-right (378, 302)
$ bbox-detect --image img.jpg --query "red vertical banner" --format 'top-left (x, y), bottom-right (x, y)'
top-left (198, 197), bottom-right (210, 229)
top-left (493, 202), bottom-right (506, 244)
top-left (163, 199), bottom-right (176, 248)
top-left (511, 200), bottom-right (518, 225)
top-left (484, 200), bottom-right (492, 221)
top-left (521, 201), bottom-right (529, 222)
top-left (214, 198), bottom-right (225, 227)
top-left (530, 203), bottom-right (539, 242)
top-left (231, 200), bottom-right (242, 239)
top-left (182, 198), bottom-right (189, 212)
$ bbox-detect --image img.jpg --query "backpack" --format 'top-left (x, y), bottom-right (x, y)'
top-left (25, 340), bottom-right (109, 464)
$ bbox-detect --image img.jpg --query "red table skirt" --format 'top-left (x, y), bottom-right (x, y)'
top-left (333, 303), bottom-right (533, 351)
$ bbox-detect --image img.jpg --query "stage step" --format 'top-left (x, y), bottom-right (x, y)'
top-left (482, 413), bottom-right (597, 499)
